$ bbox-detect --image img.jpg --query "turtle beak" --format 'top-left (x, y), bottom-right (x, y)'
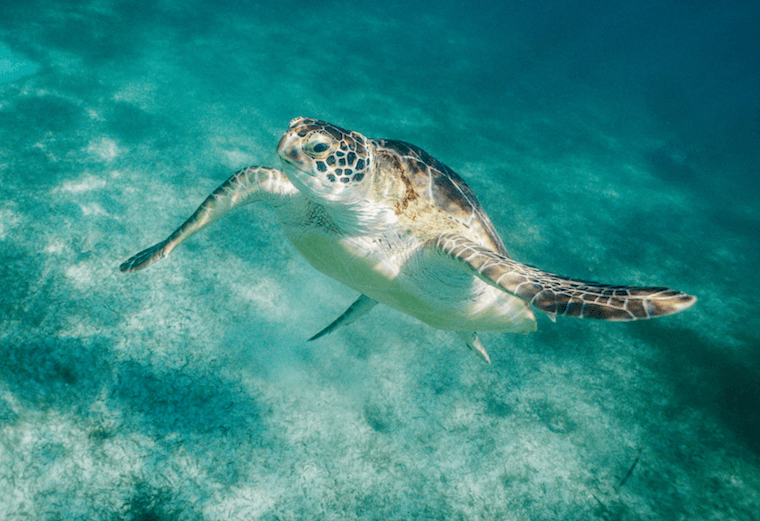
top-left (277, 131), bottom-right (314, 182)
top-left (277, 131), bottom-right (304, 169)
top-left (276, 132), bottom-right (296, 162)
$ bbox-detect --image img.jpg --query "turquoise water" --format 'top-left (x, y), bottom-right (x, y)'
top-left (1, 1), bottom-right (758, 519)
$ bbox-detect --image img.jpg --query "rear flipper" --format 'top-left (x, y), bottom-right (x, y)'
top-left (457, 331), bottom-right (490, 364)
top-left (309, 294), bottom-right (378, 341)
top-left (120, 166), bottom-right (293, 273)
top-left (430, 233), bottom-right (697, 320)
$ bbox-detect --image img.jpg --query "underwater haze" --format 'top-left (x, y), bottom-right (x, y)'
top-left (1, 0), bottom-right (759, 519)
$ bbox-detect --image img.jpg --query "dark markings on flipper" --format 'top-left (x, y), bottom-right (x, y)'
top-left (431, 232), bottom-right (697, 321)
top-left (119, 240), bottom-right (170, 272)
top-left (119, 166), bottom-right (291, 274)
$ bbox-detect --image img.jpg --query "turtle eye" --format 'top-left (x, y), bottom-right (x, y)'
top-left (304, 135), bottom-right (333, 157)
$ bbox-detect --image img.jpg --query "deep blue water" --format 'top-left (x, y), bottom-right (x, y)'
top-left (1, 1), bottom-right (758, 519)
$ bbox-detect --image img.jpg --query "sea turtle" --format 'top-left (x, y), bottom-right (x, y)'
top-left (120, 117), bottom-right (696, 363)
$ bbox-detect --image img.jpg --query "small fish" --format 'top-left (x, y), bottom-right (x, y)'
top-left (616, 445), bottom-right (643, 491)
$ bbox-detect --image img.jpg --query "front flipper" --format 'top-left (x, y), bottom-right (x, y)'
top-left (309, 294), bottom-right (378, 341)
top-left (120, 166), bottom-right (295, 272)
top-left (430, 233), bottom-right (696, 321)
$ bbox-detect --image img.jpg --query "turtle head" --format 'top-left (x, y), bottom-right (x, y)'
top-left (277, 117), bottom-right (373, 202)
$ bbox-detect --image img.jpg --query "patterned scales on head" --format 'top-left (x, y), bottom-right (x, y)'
top-left (120, 117), bottom-right (696, 363)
